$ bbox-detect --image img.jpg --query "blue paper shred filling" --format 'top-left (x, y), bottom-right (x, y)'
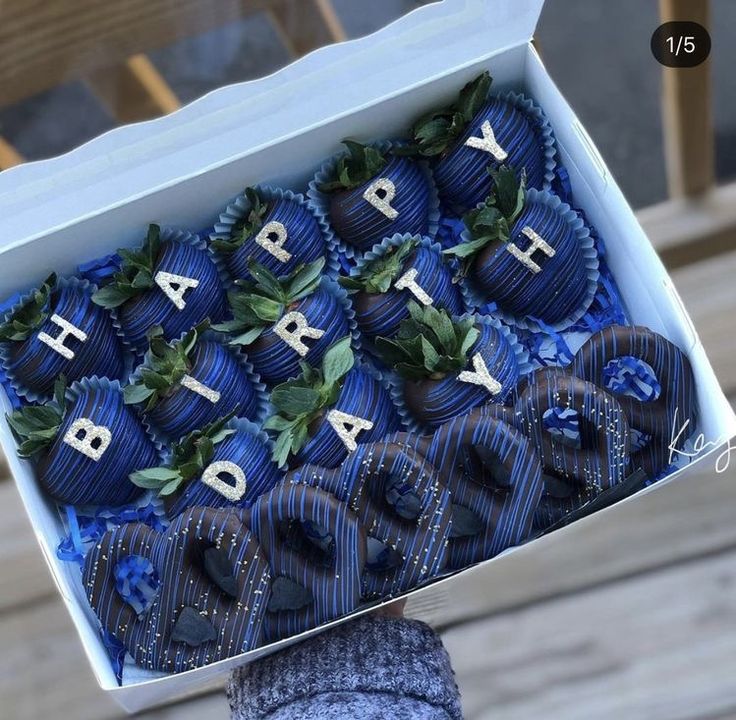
top-left (57, 502), bottom-right (167, 566)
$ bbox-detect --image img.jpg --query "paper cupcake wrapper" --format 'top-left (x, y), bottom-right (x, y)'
top-left (0, 275), bottom-right (137, 404)
top-left (128, 330), bottom-right (270, 446)
top-left (459, 188), bottom-right (599, 334)
top-left (209, 185), bottom-right (341, 284)
top-left (386, 313), bottom-right (532, 433)
top-left (307, 140), bottom-right (441, 263)
top-left (504, 90), bottom-right (558, 192)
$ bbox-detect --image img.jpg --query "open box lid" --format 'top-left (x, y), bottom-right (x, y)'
top-left (0, 0), bottom-right (544, 251)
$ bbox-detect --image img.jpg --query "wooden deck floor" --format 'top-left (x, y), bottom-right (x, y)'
top-left (1, 250), bottom-right (735, 720)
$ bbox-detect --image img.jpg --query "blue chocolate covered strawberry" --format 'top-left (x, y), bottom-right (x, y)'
top-left (0, 274), bottom-right (127, 400)
top-left (376, 303), bottom-right (520, 429)
top-left (445, 166), bottom-right (597, 330)
top-left (263, 337), bottom-right (400, 469)
top-left (211, 186), bottom-right (330, 283)
top-left (130, 414), bottom-right (283, 518)
top-left (92, 224), bottom-right (226, 351)
top-left (312, 141), bottom-right (434, 255)
top-left (7, 377), bottom-right (159, 506)
top-left (400, 71), bottom-right (554, 214)
top-left (339, 235), bottom-right (463, 343)
top-left (212, 258), bottom-right (350, 385)
top-left (124, 323), bottom-right (262, 441)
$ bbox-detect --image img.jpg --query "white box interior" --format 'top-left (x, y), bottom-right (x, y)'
top-left (0, 0), bottom-right (734, 712)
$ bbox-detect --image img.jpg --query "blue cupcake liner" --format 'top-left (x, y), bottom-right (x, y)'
top-left (386, 313), bottom-right (531, 433)
top-left (459, 188), bottom-right (599, 334)
top-left (307, 140), bottom-right (441, 262)
top-left (128, 329), bottom-right (270, 445)
top-left (506, 91), bottom-right (558, 191)
top-left (224, 276), bottom-right (361, 388)
top-left (209, 185), bottom-right (341, 284)
top-left (0, 275), bottom-right (135, 404)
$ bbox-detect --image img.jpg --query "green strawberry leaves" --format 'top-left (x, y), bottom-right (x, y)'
top-left (91, 224), bottom-right (161, 309)
top-left (444, 165), bottom-right (527, 262)
top-left (396, 72), bottom-right (492, 158)
top-left (0, 273), bottom-right (56, 342)
top-left (375, 302), bottom-right (479, 381)
top-left (316, 141), bottom-right (388, 193)
top-left (6, 376), bottom-right (68, 457)
top-left (338, 239), bottom-right (417, 294)
top-left (210, 188), bottom-right (271, 254)
top-left (212, 258), bottom-right (325, 346)
top-left (263, 336), bottom-right (354, 467)
top-left (129, 413), bottom-right (236, 496)
top-left (123, 321), bottom-right (208, 411)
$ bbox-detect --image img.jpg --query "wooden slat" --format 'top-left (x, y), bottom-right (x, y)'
top-left (0, 0), bottom-right (274, 107)
top-left (659, 0), bottom-right (714, 198)
top-left (671, 250), bottom-right (736, 395)
top-left (445, 549), bottom-right (736, 720)
top-left (0, 136), bottom-right (24, 170)
top-left (639, 180), bottom-right (736, 269)
top-left (267, 0), bottom-right (347, 58)
top-left (87, 54), bottom-right (181, 124)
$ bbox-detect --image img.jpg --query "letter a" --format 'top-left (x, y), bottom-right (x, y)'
top-left (458, 353), bottom-right (503, 396)
top-left (38, 314), bottom-right (87, 360)
top-left (63, 418), bottom-right (112, 461)
top-left (326, 410), bottom-right (374, 452)
top-left (154, 271), bottom-right (200, 310)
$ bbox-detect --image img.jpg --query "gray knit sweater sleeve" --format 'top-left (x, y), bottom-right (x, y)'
top-left (227, 615), bottom-right (463, 720)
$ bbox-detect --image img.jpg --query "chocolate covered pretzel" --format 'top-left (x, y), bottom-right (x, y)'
top-left (390, 408), bottom-right (543, 568)
top-left (242, 483), bottom-right (366, 642)
top-left (517, 367), bottom-right (631, 527)
top-left (83, 507), bottom-right (271, 673)
top-left (572, 324), bottom-right (696, 477)
top-left (288, 441), bottom-right (453, 599)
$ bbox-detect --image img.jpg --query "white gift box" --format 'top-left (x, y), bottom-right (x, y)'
top-left (0, 0), bottom-right (734, 713)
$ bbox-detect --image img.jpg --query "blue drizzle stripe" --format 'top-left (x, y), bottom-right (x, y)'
top-left (388, 408), bottom-right (543, 569)
top-left (295, 366), bottom-right (401, 469)
top-left (146, 340), bottom-right (261, 441)
top-left (290, 441), bottom-right (453, 600)
top-left (37, 382), bottom-right (160, 506)
top-left (118, 241), bottom-right (226, 352)
top-left (242, 483), bottom-right (365, 642)
top-left (82, 507), bottom-right (271, 673)
top-left (472, 201), bottom-right (589, 324)
top-left (401, 321), bottom-right (520, 429)
top-left (165, 428), bottom-right (284, 518)
top-left (243, 285), bottom-right (350, 385)
top-left (3, 282), bottom-right (127, 400)
top-left (572, 325), bottom-right (697, 478)
top-left (433, 97), bottom-right (549, 214)
top-left (328, 155), bottom-right (432, 253)
top-left (220, 196), bottom-right (327, 282)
